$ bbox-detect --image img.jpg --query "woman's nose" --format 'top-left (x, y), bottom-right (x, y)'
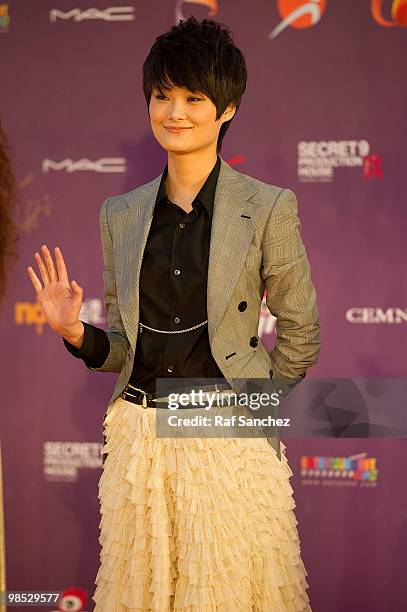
top-left (167, 102), bottom-right (188, 120)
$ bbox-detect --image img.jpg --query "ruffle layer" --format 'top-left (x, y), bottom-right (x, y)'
top-left (92, 398), bottom-right (312, 611)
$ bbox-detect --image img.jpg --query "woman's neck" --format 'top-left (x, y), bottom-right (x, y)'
top-left (165, 150), bottom-right (218, 210)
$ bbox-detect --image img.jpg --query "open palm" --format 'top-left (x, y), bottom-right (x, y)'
top-left (27, 244), bottom-right (83, 334)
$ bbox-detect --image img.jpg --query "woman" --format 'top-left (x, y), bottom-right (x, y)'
top-left (27, 17), bottom-right (319, 611)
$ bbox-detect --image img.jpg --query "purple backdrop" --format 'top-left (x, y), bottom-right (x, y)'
top-left (1, 1), bottom-right (407, 611)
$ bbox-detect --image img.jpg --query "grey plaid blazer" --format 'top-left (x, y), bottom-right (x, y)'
top-left (86, 157), bottom-right (320, 458)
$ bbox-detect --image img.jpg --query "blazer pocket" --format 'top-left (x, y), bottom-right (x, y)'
top-left (224, 346), bottom-right (257, 368)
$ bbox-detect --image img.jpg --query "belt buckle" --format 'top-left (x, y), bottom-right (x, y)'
top-left (136, 388), bottom-right (148, 409)
top-left (124, 383), bottom-right (148, 408)
top-left (121, 385), bottom-right (149, 408)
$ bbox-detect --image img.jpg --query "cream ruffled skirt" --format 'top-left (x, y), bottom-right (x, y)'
top-left (92, 396), bottom-right (312, 611)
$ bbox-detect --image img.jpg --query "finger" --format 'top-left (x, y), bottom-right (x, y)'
top-left (35, 251), bottom-right (51, 286)
top-left (41, 244), bottom-right (57, 282)
top-left (71, 279), bottom-right (82, 293)
top-left (27, 266), bottom-right (43, 294)
top-left (54, 246), bottom-right (69, 286)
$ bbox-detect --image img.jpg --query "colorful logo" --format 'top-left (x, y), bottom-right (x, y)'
top-left (371, 0), bottom-right (407, 27)
top-left (0, 4), bottom-right (9, 32)
top-left (269, 0), bottom-right (327, 40)
top-left (301, 452), bottom-right (379, 485)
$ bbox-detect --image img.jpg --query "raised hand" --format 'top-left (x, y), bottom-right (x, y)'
top-left (27, 245), bottom-right (84, 338)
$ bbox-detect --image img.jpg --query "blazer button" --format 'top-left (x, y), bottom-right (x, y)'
top-left (249, 336), bottom-right (258, 348)
top-left (238, 301), bottom-right (247, 312)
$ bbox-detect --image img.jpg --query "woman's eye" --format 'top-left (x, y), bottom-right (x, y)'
top-left (153, 94), bottom-right (203, 102)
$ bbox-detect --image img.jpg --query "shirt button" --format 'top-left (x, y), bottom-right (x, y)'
top-left (174, 317), bottom-right (180, 323)
top-left (174, 269), bottom-right (181, 275)
top-left (179, 223), bottom-right (185, 229)
top-left (167, 365), bottom-right (174, 373)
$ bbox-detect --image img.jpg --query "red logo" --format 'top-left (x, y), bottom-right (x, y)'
top-left (363, 155), bottom-right (384, 179)
top-left (270, 0), bottom-right (327, 39)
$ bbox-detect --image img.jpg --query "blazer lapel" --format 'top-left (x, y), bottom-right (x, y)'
top-left (112, 176), bottom-right (162, 350)
top-left (111, 157), bottom-right (262, 351)
top-left (207, 158), bottom-right (261, 343)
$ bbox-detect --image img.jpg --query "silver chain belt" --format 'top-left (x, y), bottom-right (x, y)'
top-left (139, 319), bottom-right (208, 334)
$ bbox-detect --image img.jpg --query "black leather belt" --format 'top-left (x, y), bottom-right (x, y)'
top-left (120, 382), bottom-right (235, 409)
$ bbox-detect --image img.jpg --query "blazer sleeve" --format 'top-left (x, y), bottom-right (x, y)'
top-left (63, 320), bottom-right (110, 368)
top-left (262, 188), bottom-right (320, 384)
top-left (78, 197), bottom-right (130, 373)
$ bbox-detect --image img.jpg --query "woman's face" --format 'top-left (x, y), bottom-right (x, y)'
top-left (149, 85), bottom-right (235, 155)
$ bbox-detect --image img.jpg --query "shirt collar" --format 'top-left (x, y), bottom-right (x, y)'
top-left (155, 155), bottom-right (221, 218)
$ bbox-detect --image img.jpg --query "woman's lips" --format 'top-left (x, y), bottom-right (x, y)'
top-left (164, 126), bottom-right (193, 132)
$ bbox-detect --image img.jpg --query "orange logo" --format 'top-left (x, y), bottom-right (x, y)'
top-left (371, 0), bottom-right (407, 26)
top-left (175, 0), bottom-right (217, 23)
top-left (15, 302), bottom-right (47, 335)
top-left (270, 0), bottom-right (327, 39)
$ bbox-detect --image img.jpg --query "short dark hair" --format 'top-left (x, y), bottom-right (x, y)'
top-left (142, 16), bottom-right (247, 152)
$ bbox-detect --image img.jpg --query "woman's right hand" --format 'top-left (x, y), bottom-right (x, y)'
top-left (27, 244), bottom-right (84, 337)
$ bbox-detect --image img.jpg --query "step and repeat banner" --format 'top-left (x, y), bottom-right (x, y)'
top-left (1, 1), bottom-right (406, 611)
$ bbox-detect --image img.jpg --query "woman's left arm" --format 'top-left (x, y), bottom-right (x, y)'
top-left (262, 188), bottom-right (320, 382)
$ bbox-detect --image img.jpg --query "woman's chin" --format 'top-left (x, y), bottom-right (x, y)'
top-left (162, 143), bottom-right (197, 155)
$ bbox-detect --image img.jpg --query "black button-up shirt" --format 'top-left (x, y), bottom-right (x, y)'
top-left (63, 155), bottom-right (226, 393)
